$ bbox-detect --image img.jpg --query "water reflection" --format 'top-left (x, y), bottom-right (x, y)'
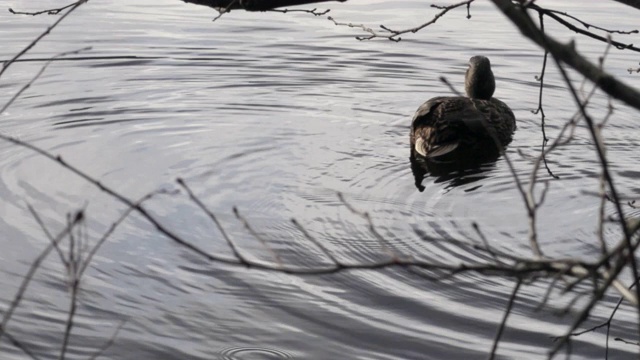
top-left (219, 346), bottom-right (293, 359)
top-left (3, 0), bottom-right (640, 359)
top-left (410, 147), bottom-right (499, 191)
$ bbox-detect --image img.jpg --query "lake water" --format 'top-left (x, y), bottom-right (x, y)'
top-left (2, 0), bottom-right (640, 359)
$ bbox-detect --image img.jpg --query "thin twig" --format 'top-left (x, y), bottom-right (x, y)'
top-left (529, 4), bottom-right (640, 53)
top-left (439, 76), bottom-right (464, 97)
top-left (328, 0), bottom-right (474, 41)
top-left (0, 133), bottom-right (609, 282)
top-left (26, 204), bottom-right (68, 269)
top-left (1, 47), bottom-right (91, 115)
top-left (471, 222), bottom-right (502, 264)
top-left (212, 0), bottom-right (238, 22)
top-left (87, 321), bottom-right (127, 360)
top-left (488, 278), bottom-right (522, 360)
top-left (614, 337), bottom-right (640, 346)
top-left (233, 207), bottom-right (284, 267)
top-left (539, 7), bottom-right (638, 35)
top-left (4, 331), bottom-right (42, 360)
top-left (268, 7), bottom-right (330, 16)
top-left (552, 47), bottom-right (640, 329)
top-left (59, 279), bottom-right (79, 360)
top-left (9, 2), bottom-right (78, 16)
top-left (532, 14), bottom-right (558, 179)
top-left (534, 271), bottom-right (566, 311)
top-left (549, 221), bottom-right (640, 356)
top-left (0, 132), bottom-right (229, 264)
top-left (177, 178), bottom-right (247, 263)
top-left (0, 211), bottom-right (83, 344)
top-left (0, 0), bottom-right (88, 78)
top-left (291, 218), bottom-right (343, 267)
top-left (491, 0), bottom-right (640, 113)
top-left (563, 277), bottom-right (639, 359)
top-left (337, 192), bottom-right (403, 260)
top-left (77, 190), bottom-right (175, 278)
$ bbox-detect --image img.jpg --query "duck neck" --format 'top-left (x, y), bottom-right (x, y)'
top-left (465, 67), bottom-right (495, 100)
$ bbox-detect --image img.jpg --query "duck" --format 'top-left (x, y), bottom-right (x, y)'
top-left (410, 56), bottom-right (516, 161)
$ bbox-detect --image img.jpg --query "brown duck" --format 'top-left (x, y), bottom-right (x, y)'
top-left (410, 56), bottom-right (516, 161)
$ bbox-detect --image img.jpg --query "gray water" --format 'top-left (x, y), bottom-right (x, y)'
top-left (2, 0), bottom-right (640, 359)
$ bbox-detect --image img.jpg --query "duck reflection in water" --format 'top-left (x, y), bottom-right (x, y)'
top-left (409, 56), bottom-right (516, 191)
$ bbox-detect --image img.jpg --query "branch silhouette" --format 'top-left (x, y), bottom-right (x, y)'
top-left (4, 1), bottom-right (640, 359)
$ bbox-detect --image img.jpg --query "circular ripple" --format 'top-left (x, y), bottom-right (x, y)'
top-left (219, 346), bottom-right (293, 360)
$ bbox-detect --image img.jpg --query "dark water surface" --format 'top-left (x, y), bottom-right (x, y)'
top-left (2, 0), bottom-right (640, 359)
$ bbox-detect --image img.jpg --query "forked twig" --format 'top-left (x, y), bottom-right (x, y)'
top-left (291, 218), bottom-right (343, 267)
top-left (328, 0), bottom-right (474, 41)
top-left (9, 1), bottom-right (79, 16)
top-left (234, 207), bottom-right (284, 267)
top-left (212, 0), bottom-right (238, 22)
top-left (337, 192), bottom-right (403, 260)
top-left (0, 211), bottom-right (83, 343)
top-left (0, 0), bottom-right (88, 78)
top-left (268, 7), bottom-right (330, 16)
top-left (177, 178), bottom-right (248, 263)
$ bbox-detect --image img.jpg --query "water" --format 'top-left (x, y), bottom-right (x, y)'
top-left (2, 0), bottom-right (640, 358)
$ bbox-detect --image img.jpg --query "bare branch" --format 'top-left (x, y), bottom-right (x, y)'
top-left (554, 42), bottom-right (640, 306)
top-left (0, 0), bottom-right (88, 78)
top-left (291, 218), bottom-right (343, 267)
top-left (337, 192), bottom-right (403, 260)
top-left (77, 190), bottom-right (176, 278)
top-left (1, 46), bottom-right (90, 115)
top-left (0, 211), bottom-right (83, 343)
top-left (488, 278), bottom-right (522, 359)
top-left (4, 331), bottom-right (42, 360)
top-left (183, 0), bottom-right (346, 12)
top-left (439, 76), bottom-right (464, 97)
top-left (491, 0), bottom-right (640, 112)
top-left (612, 0), bottom-right (640, 12)
top-left (531, 14), bottom-right (558, 179)
top-left (0, 132), bottom-right (231, 265)
top-left (8, 2), bottom-right (78, 16)
top-left (471, 222), bottom-right (502, 265)
top-left (549, 220), bottom-right (640, 356)
top-left (26, 204), bottom-right (68, 268)
top-left (177, 178), bottom-right (247, 263)
top-left (527, 4), bottom-right (640, 52)
top-left (211, 0), bottom-right (238, 22)
top-left (59, 280), bottom-right (79, 360)
top-left (614, 337), bottom-right (640, 346)
top-left (328, 0), bottom-right (474, 41)
top-left (534, 6), bottom-right (638, 35)
top-left (234, 207), bottom-right (284, 267)
top-left (268, 7), bottom-right (330, 15)
top-left (88, 321), bottom-right (126, 360)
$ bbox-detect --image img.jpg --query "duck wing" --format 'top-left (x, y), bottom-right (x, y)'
top-left (410, 97), bottom-right (487, 158)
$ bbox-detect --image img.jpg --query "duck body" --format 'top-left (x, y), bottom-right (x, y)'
top-left (410, 56), bottom-right (516, 162)
top-left (410, 96), bottom-right (515, 160)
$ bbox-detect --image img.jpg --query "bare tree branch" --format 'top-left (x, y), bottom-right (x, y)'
top-left (0, 0), bottom-right (88, 78)
top-left (328, 0), bottom-right (474, 41)
top-left (183, 0), bottom-right (346, 12)
top-left (0, 211), bottom-right (83, 344)
top-left (488, 278), bottom-right (522, 360)
top-left (8, 2), bottom-right (79, 16)
top-left (491, 0), bottom-right (640, 112)
top-left (527, 3), bottom-right (640, 52)
top-left (612, 0), bottom-right (640, 11)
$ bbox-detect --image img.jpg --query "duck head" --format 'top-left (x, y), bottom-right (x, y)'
top-left (464, 56), bottom-right (495, 100)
